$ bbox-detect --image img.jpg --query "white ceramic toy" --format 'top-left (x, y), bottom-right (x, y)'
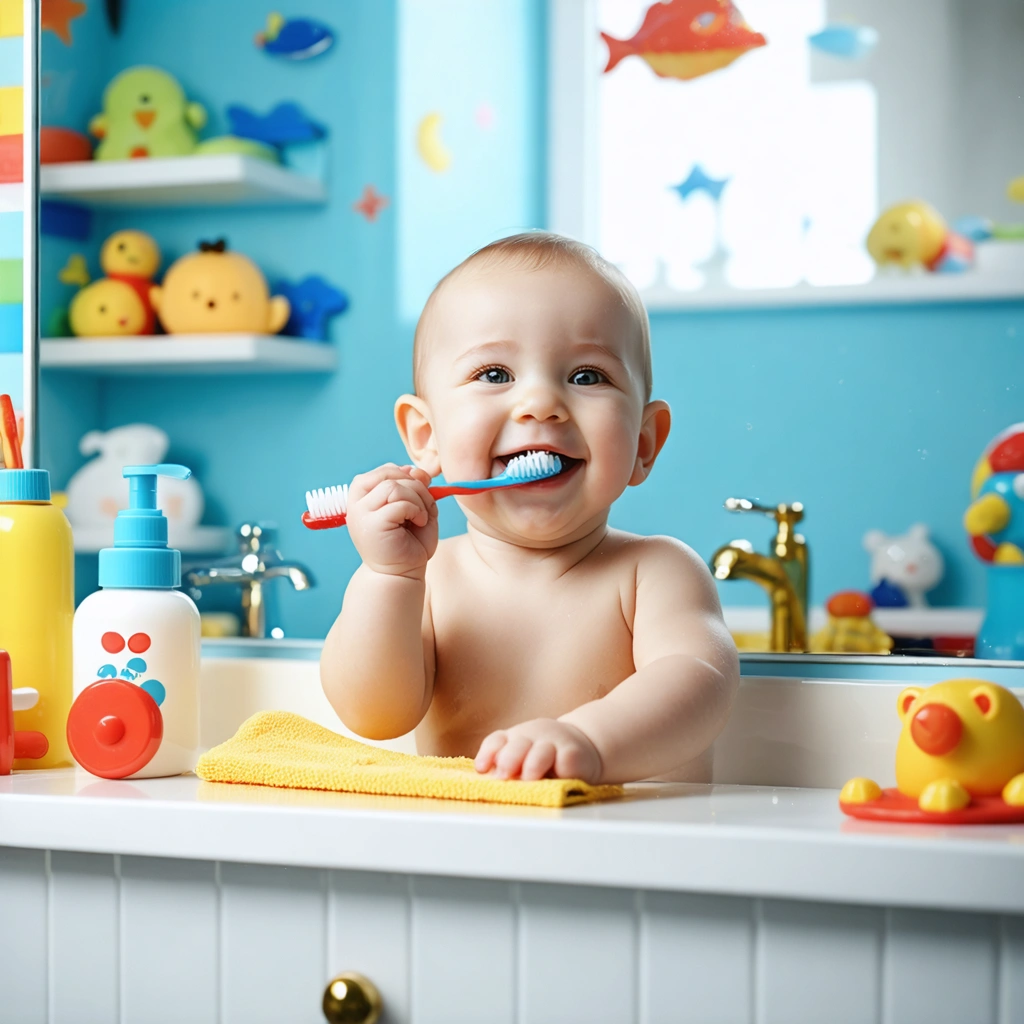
top-left (66, 424), bottom-right (203, 535)
top-left (863, 524), bottom-right (945, 607)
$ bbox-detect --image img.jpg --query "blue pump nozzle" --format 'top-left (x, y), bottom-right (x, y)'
top-left (123, 464), bottom-right (192, 512)
top-left (99, 464), bottom-right (192, 589)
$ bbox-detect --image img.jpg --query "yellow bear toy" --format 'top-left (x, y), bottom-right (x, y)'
top-left (841, 679), bottom-right (1024, 816)
top-left (150, 239), bottom-right (290, 335)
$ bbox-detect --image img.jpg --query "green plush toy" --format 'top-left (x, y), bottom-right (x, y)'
top-left (89, 66), bottom-right (207, 160)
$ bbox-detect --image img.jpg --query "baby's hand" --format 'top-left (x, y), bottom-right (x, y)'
top-left (474, 719), bottom-right (602, 783)
top-left (346, 464), bottom-right (438, 578)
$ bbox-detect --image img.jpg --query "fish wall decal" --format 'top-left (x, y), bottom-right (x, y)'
top-left (601, 0), bottom-right (766, 81)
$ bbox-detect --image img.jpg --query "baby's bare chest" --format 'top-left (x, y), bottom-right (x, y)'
top-left (422, 568), bottom-right (636, 752)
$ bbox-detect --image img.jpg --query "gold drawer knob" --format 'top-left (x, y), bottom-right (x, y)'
top-left (323, 972), bottom-right (382, 1024)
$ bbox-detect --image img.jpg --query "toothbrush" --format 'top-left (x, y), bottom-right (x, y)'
top-left (302, 450), bottom-right (563, 530)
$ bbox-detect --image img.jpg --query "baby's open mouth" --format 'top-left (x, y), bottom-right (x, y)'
top-left (493, 448), bottom-right (581, 479)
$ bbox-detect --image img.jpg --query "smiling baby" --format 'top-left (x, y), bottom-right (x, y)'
top-left (320, 233), bottom-right (739, 784)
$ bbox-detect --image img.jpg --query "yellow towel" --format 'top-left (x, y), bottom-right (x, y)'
top-left (196, 711), bottom-right (623, 808)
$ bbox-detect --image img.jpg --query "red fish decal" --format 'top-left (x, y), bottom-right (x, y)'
top-left (601, 0), bottom-right (767, 81)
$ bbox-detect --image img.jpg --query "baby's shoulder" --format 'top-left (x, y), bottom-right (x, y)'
top-left (602, 530), bottom-right (710, 579)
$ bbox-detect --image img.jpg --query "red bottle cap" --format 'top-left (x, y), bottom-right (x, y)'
top-left (67, 680), bottom-right (162, 779)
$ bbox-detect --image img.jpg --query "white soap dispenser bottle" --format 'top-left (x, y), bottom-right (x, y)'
top-left (68, 464), bottom-right (201, 779)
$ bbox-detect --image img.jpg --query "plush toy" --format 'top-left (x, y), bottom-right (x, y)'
top-left (89, 66), bottom-right (207, 160)
top-left (863, 524), bottom-right (944, 607)
top-left (866, 201), bottom-right (974, 273)
top-left (66, 424), bottom-right (203, 530)
top-left (99, 230), bottom-right (161, 334)
top-left (69, 278), bottom-right (149, 337)
top-left (151, 238), bottom-right (290, 335)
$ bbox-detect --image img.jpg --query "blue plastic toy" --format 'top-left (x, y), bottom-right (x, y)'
top-left (227, 103), bottom-right (327, 149)
top-left (276, 276), bottom-right (349, 341)
top-left (964, 424), bottom-right (1024, 660)
top-left (255, 13), bottom-right (335, 60)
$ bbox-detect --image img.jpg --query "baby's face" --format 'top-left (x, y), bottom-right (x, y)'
top-left (411, 262), bottom-right (660, 545)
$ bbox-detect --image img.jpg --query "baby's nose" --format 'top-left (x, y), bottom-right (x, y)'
top-left (513, 384), bottom-right (569, 422)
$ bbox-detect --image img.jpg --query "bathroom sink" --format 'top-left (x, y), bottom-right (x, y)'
top-left (198, 639), bottom-right (1023, 790)
top-left (199, 644), bottom-right (417, 755)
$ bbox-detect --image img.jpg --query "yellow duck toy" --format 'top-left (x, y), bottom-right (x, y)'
top-left (809, 591), bottom-right (893, 655)
top-left (866, 200), bottom-right (974, 273)
top-left (841, 679), bottom-right (1024, 822)
top-left (150, 238), bottom-right (290, 335)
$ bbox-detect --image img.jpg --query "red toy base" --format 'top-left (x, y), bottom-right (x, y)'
top-left (841, 787), bottom-right (1024, 825)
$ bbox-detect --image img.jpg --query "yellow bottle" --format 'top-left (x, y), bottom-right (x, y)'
top-left (0, 469), bottom-right (74, 768)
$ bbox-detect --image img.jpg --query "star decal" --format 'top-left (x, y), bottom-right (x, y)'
top-left (670, 165), bottom-right (730, 202)
top-left (42, 0), bottom-right (87, 46)
top-left (352, 185), bottom-right (389, 222)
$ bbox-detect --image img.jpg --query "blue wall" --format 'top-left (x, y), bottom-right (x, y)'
top-left (39, 1), bottom-right (1024, 636)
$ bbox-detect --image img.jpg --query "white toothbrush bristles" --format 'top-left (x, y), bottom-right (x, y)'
top-left (504, 450), bottom-right (562, 480)
top-left (306, 484), bottom-right (349, 519)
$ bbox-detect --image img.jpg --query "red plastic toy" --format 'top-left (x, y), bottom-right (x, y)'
top-left (0, 650), bottom-right (49, 774)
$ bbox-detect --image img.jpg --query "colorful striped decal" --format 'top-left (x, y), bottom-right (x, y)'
top-left (0, 0), bottom-right (23, 403)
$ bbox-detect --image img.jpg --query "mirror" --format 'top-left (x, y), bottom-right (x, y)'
top-left (21, 0), bottom-right (1024, 662)
top-left (0, 6), bottom-right (39, 467)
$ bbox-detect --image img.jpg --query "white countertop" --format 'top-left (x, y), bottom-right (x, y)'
top-left (2, 770), bottom-right (1022, 915)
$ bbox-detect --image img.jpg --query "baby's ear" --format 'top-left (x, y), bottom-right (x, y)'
top-left (629, 400), bottom-right (671, 486)
top-left (395, 394), bottom-right (441, 477)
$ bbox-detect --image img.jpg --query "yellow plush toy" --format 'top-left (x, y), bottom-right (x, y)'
top-left (150, 239), bottom-right (290, 335)
top-left (89, 66), bottom-right (207, 161)
top-left (69, 279), bottom-right (149, 337)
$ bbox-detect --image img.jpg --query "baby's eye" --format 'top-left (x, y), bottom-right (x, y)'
top-left (569, 367), bottom-right (607, 386)
top-left (476, 366), bottom-right (512, 385)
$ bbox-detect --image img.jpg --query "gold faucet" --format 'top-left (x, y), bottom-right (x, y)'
top-left (711, 498), bottom-right (809, 653)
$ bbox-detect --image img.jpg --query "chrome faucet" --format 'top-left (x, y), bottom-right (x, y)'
top-left (184, 523), bottom-right (315, 639)
top-left (710, 498), bottom-right (809, 653)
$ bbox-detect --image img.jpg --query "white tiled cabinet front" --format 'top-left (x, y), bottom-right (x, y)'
top-left (1, 848), bottom-right (1022, 1024)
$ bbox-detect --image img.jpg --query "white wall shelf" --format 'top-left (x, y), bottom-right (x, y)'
top-left (39, 155), bottom-right (326, 208)
top-left (40, 335), bottom-right (337, 375)
top-left (642, 271), bottom-right (1024, 312)
top-left (72, 524), bottom-right (231, 555)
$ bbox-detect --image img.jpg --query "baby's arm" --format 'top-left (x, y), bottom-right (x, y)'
top-left (560, 539), bottom-right (738, 782)
top-left (476, 538), bottom-right (738, 784)
top-left (320, 465), bottom-right (437, 739)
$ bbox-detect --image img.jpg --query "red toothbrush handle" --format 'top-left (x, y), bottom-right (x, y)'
top-left (301, 510), bottom-right (347, 530)
top-left (427, 485), bottom-right (482, 499)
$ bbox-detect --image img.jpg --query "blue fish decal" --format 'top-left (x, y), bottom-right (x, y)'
top-left (256, 12), bottom-right (335, 60)
top-left (227, 102), bottom-right (326, 148)
top-left (808, 24), bottom-right (878, 59)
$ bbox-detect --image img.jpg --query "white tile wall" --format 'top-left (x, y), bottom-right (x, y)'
top-left (1, 850), bottom-right (1022, 1024)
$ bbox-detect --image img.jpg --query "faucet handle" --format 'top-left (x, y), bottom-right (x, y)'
top-left (724, 497), bottom-right (804, 525)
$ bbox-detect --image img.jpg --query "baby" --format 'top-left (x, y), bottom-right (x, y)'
top-left (321, 233), bottom-right (739, 784)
